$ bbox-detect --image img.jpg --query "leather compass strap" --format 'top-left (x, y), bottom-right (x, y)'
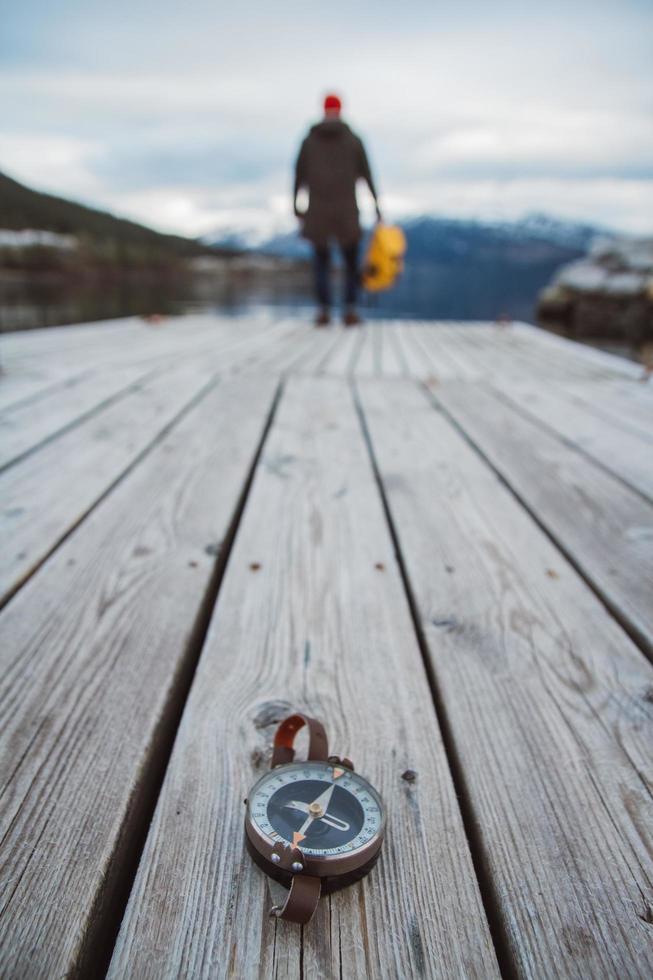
top-left (272, 874), bottom-right (322, 925)
top-left (267, 714), bottom-right (329, 924)
top-left (271, 713), bottom-right (329, 768)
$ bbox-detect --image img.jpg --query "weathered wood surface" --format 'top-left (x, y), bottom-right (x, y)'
top-left (321, 324), bottom-right (361, 376)
top-left (0, 362), bottom-right (154, 470)
top-left (489, 379), bottom-right (653, 502)
top-left (0, 320), bottom-right (303, 605)
top-left (1, 313), bottom-right (652, 978)
top-left (563, 379), bottom-right (653, 440)
top-left (0, 375), bottom-right (278, 978)
top-left (0, 314), bottom-right (287, 412)
top-left (359, 378), bottom-right (653, 977)
top-left (435, 380), bottom-right (653, 657)
top-left (108, 376), bottom-right (498, 979)
top-left (0, 364), bottom-right (215, 604)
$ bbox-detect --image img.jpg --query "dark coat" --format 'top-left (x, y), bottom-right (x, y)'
top-left (294, 120), bottom-right (377, 247)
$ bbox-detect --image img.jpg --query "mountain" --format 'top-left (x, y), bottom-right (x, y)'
top-left (206, 213), bottom-right (600, 262)
top-left (0, 170), bottom-right (226, 271)
top-left (207, 212), bottom-right (602, 321)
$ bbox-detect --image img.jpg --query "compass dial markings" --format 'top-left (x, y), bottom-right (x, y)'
top-left (248, 761), bottom-right (383, 856)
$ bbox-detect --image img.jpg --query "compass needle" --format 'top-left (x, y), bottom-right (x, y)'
top-left (283, 800), bottom-right (350, 832)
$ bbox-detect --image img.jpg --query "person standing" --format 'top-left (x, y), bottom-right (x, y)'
top-left (294, 94), bottom-right (382, 326)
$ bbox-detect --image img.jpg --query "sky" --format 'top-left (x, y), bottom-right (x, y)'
top-left (1, 0), bottom-right (652, 239)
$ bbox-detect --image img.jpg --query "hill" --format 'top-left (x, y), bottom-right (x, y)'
top-left (0, 170), bottom-right (222, 272)
top-left (207, 213), bottom-right (598, 262)
top-left (207, 213), bottom-right (601, 321)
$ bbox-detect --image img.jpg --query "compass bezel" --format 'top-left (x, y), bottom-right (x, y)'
top-left (244, 761), bottom-right (386, 882)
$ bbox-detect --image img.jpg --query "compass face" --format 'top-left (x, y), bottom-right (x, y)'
top-left (248, 761), bottom-right (384, 856)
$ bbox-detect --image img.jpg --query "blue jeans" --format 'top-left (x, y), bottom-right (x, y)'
top-left (313, 242), bottom-right (360, 309)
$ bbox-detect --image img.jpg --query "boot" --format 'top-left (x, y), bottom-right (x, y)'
top-left (343, 308), bottom-right (362, 327)
top-left (315, 308), bottom-right (331, 327)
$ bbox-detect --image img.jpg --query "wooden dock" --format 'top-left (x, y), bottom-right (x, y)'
top-left (1, 314), bottom-right (652, 978)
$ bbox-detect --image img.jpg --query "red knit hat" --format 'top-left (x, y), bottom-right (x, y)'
top-left (324, 93), bottom-right (342, 112)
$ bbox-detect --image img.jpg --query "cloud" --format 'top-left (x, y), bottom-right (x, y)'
top-left (0, 134), bottom-right (104, 203)
top-left (1, 0), bottom-right (652, 236)
top-left (379, 177), bottom-right (653, 235)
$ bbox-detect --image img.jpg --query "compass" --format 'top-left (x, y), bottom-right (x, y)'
top-left (244, 714), bottom-right (386, 923)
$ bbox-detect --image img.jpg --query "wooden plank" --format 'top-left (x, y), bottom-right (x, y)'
top-left (0, 315), bottom-right (141, 356)
top-left (448, 325), bottom-right (640, 387)
top-left (293, 326), bottom-right (340, 375)
top-left (371, 321), bottom-right (383, 375)
top-left (0, 374), bottom-right (279, 979)
top-left (2, 313), bottom-right (257, 361)
top-left (427, 324), bottom-right (486, 382)
top-left (378, 323), bottom-right (406, 377)
top-left (0, 318), bottom-right (307, 601)
top-left (0, 316), bottom-right (276, 413)
top-left (0, 363), bottom-right (154, 471)
top-left (437, 379), bottom-right (653, 657)
top-left (427, 325), bottom-right (483, 381)
top-left (434, 324), bottom-right (573, 384)
top-left (90, 316), bottom-right (286, 376)
top-left (0, 361), bottom-right (87, 413)
top-left (384, 323), bottom-right (411, 377)
top-left (109, 376), bottom-right (499, 980)
top-left (557, 380), bottom-right (653, 444)
top-left (0, 362), bottom-right (216, 604)
top-left (322, 326), bottom-right (361, 376)
top-left (353, 325), bottom-right (376, 376)
top-left (207, 319), bottom-right (308, 378)
top-left (359, 377), bottom-right (653, 978)
top-left (265, 322), bottom-right (327, 376)
top-left (1, 319), bottom-right (194, 374)
top-left (392, 325), bottom-right (431, 381)
top-left (412, 324), bottom-right (470, 381)
top-left (436, 325), bottom-right (545, 384)
top-left (467, 324), bottom-right (638, 386)
top-left (3, 314), bottom-right (279, 378)
top-left (494, 379), bottom-right (653, 502)
top-left (315, 330), bottom-right (349, 375)
top-left (513, 321), bottom-right (643, 380)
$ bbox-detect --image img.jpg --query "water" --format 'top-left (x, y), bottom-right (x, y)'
top-left (0, 267), bottom-right (644, 364)
top-left (0, 271), bottom-right (314, 333)
top-left (0, 259), bottom-right (552, 333)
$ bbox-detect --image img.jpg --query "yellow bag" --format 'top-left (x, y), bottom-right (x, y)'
top-left (361, 223), bottom-right (407, 292)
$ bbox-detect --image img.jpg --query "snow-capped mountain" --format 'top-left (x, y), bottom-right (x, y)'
top-left (203, 212), bottom-right (606, 322)
top-left (206, 212), bottom-right (602, 262)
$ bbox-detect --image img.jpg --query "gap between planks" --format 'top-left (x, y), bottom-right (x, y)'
top-left (0, 376), bottom-right (283, 978)
top-left (358, 377), bottom-right (653, 978)
top-left (108, 375), bottom-right (499, 980)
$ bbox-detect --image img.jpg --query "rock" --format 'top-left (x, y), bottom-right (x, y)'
top-left (537, 237), bottom-right (653, 340)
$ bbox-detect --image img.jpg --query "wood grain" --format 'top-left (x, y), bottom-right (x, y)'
top-left (359, 377), bottom-right (653, 978)
top-left (322, 326), bottom-right (361, 376)
top-left (0, 362), bottom-right (154, 471)
top-left (109, 375), bottom-right (499, 980)
top-left (0, 375), bottom-right (278, 978)
top-left (566, 379), bottom-right (653, 440)
top-left (353, 324), bottom-right (376, 376)
top-left (378, 324), bottom-right (406, 377)
top-left (494, 378), bottom-right (653, 502)
top-left (512, 321), bottom-right (643, 380)
top-left (0, 363), bottom-right (217, 604)
top-left (435, 380), bottom-right (653, 657)
top-left (3, 315), bottom-right (651, 977)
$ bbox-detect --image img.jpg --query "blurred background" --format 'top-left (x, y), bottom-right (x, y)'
top-left (1, 0), bottom-right (651, 357)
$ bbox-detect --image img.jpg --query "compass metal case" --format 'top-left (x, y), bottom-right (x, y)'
top-left (245, 761), bottom-right (385, 890)
top-left (243, 714), bottom-right (386, 922)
